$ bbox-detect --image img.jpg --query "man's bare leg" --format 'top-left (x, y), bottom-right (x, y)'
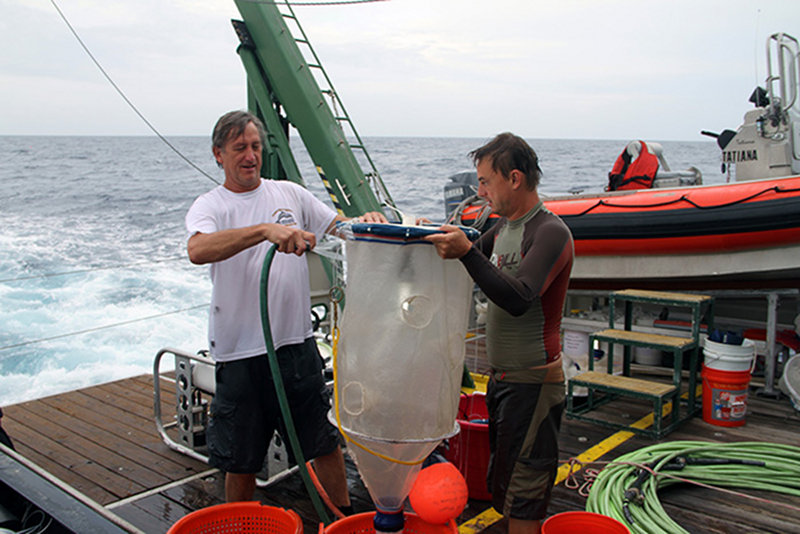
top-left (312, 447), bottom-right (351, 508)
top-left (508, 518), bottom-right (541, 534)
top-left (226, 472), bottom-right (256, 502)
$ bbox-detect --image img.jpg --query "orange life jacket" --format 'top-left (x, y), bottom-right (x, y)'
top-left (607, 141), bottom-right (659, 191)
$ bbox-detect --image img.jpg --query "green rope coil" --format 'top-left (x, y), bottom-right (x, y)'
top-left (585, 440), bottom-right (800, 534)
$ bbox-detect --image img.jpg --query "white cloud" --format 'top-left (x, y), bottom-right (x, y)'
top-left (2, 0), bottom-right (799, 139)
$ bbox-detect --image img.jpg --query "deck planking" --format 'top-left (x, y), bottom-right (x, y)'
top-left (2, 369), bottom-right (799, 533)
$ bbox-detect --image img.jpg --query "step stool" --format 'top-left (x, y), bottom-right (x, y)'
top-left (566, 289), bottom-right (714, 438)
top-left (567, 371), bottom-right (678, 437)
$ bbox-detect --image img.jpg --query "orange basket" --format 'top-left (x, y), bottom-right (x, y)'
top-left (167, 502), bottom-right (303, 534)
top-left (321, 512), bottom-right (456, 534)
top-left (541, 511), bottom-right (629, 534)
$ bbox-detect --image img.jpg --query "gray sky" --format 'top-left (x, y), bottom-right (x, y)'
top-left (2, 0), bottom-right (799, 140)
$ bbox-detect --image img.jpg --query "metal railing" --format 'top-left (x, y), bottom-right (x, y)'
top-left (153, 347), bottom-right (298, 486)
top-left (767, 33), bottom-right (799, 114)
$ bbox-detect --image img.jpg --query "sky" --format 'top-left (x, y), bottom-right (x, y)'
top-left (2, 0), bottom-right (799, 140)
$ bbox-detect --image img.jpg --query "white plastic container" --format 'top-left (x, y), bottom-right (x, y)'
top-left (703, 337), bottom-right (756, 372)
top-left (562, 330), bottom-right (590, 396)
top-left (634, 347), bottom-right (662, 366)
top-left (779, 354), bottom-right (800, 411)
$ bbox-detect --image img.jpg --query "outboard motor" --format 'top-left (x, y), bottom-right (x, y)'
top-left (443, 170), bottom-right (478, 216)
top-left (704, 32), bottom-right (800, 181)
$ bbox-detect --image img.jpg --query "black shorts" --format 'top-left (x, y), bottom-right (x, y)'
top-left (207, 338), bottom-right (341, 474)
top-left (486, 377), bottom-right (564, 520)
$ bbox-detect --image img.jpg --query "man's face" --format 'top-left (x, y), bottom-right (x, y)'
top-left (476, 158), bottom-right (514, 217)
top-left (214, 121), bottom-right (263, 193)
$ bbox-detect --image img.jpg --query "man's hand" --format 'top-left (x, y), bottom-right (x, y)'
top-left (424, 225), bottom-right (473, 259)
top-left (355, 211), bottom-right (388, 223)
top-left (328, 211), bottom-right (388, 235)
top-left (265, 223), bottom-right (316, 256)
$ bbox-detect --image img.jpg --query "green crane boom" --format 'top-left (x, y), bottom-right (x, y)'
top-left (233, 0), bottom-right (395, 218)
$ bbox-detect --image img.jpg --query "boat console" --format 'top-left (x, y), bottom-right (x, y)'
top-left (706, 32), bottom-right (800, 181)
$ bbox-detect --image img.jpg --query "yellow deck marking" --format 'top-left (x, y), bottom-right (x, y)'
top-left (456, 385), bottom-right (701, 533)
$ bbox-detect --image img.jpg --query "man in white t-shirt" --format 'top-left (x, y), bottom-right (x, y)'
top-left (186, 110), bottom-right (385, 508)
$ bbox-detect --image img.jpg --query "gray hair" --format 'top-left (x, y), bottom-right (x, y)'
top-left (211, 110), bottom-right (266, 163)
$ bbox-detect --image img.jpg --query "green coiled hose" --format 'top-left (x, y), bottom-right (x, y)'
top-left (260, 244), bottom-right (332, 524)
top-left (585, 440), bottom-right (800, 534)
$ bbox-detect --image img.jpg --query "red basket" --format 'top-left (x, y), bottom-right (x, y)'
top-left (321, 512), bottom-right (456, 534)
top-left (167, 502), bottom-right (303, 534)
top-left (443, 393), bottom-right (491, 501)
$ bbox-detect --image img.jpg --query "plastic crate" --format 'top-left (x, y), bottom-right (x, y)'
top-left (443, 393), bottom-right (491, 501)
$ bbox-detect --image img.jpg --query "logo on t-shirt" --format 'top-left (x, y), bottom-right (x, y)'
top-left (273, 209), bottom-right (298, 227)
top-left (491, 251), bottom-right (520, 271)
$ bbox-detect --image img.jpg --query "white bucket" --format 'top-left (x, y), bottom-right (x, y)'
top-left (703, 338), bottom-right (756, 372)
top-left (779, 354), bottom-right (800, 411)
top-left (563, 330), bottom-right (589, 359)
top-left (562, 331), bottom-right (590, 396)
top-left (634, 347), bottom-right (661, 366)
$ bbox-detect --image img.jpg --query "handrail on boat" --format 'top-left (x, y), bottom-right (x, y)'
top-left (153, 347), bottom-right (215, 464)
top-left (767, 32), bottom-right (800, 113)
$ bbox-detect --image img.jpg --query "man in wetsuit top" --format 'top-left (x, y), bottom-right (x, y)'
top-left (426, 133), bottom-right (574, 534)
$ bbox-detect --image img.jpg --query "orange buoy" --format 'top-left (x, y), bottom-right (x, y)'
top-left (408, 462), bottom-right (468, 525)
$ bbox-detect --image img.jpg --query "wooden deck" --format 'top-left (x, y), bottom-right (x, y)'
top-left (2, 366), bottom-right (800, 533)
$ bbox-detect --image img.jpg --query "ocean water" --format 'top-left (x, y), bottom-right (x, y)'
top-left (0, 135), bottom-right (722, 405)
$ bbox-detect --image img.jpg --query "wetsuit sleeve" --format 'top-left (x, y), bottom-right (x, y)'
top-left (460, 219), bottom-right (572, 316)
top-left (471, 222), bottom-right (498, 258)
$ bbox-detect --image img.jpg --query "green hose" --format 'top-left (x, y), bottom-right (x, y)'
top-left (585, 440), bottom-right (800, 534)
top-left (260, 244), bottom-right (332, 525)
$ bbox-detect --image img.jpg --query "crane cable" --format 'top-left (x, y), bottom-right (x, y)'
top-left (0, 305), bottom-right (208, 354)
top-left (50, 0), bottom-right (391, 185)
top-left (49, 0), bottom-right (219, 185)
top-left (0, 256), bottom-right (186, 284)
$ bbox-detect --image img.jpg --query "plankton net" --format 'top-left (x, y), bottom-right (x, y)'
top-left (331, 223), bottom-right (478, 532)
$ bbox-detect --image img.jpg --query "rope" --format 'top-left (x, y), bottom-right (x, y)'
top-left (0, 305), bottom-right (207, 354)
top-left (0, 256), bottom-right (187, 284)
top-left (305, 461), bottom-right (346, 520)
top-left (564, 184), bottom-right (800, 218)
top-left (564, 458), bottom-right (599, 497)
top-left (584, 441), bottom-right (800, 534)
top-left (49, 0), bottom-right (219, 185)
top-left (446, 194), bottom-right (492, 229)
